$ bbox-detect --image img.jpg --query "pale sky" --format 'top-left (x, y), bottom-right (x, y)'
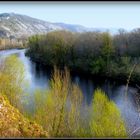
top-left (0, 2), bottom-right (140, 30)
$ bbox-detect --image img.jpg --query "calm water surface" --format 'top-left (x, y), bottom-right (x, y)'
top-left (0, 48), bottom-right (140, 131)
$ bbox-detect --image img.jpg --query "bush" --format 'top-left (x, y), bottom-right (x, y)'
top-left (33, 67), bottom-right (84, 137)
top-left (32, 68), bottom-right (127, 138)
top-left (0, 55), bottom-right (26, 110)
top-left (90, 89), bottom-right (127, 137)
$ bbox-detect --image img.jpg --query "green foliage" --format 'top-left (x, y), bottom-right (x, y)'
top-left (33, 67), bottom-right (85, 137)
top-left (26, 30), bottom-right (140, 82)
top-left (90, 89), bottom-right (127, 137)
top-left (0, 60), bottom-right (127, 137)
top-left (1, 32), bottom-right (138, 138)
top-left (120, 57), bottom-right (131, 72)
top-left (31, 68), bottom-right (128, 138)
top-left (102, 32), bottom-right (114, 56)
top-left (101, 32), bottom-right (114, 74)
top-left (0, 55), bottom-right (25, 109)
top-left (90, 57), bottom-right (106, 74)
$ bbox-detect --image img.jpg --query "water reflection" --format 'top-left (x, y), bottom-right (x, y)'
top-left (0, 49), bottom-right (138, 104)
top-left (0, 49), bottom-right (139, 127)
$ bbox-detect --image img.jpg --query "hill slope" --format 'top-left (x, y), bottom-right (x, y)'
top-left (0, 13), bottom-right (119, 38)
top-left (0, 13), bottom-right (63, 38)
top-left (0, 95), bottom-right (48, 138)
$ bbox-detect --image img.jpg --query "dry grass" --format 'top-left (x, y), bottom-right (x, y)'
top-left (0, 95), bottom-right (48, 138)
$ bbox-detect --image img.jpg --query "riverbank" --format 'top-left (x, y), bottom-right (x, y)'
top-left (0, 48), bottom-right (25, 52)
top-left (0, 37), bottom-right (28, 51)
top-left (0, 95), bottom-right (48, 138)
top-left (26, 54), bottom-right (140, 88)
top-left (0, 46), bottom-right (27, 51)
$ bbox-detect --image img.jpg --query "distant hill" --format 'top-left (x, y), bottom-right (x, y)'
top-left (0, 12), bottom-right (120, 39)
top-left (55, 22), bottom-right (120, 34)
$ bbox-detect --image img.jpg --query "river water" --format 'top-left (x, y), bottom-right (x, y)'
top-left (0, 48), bottom-right (140, 134)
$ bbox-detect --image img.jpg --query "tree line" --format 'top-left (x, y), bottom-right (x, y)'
top-left (0, 37), bottom-right (27, 50)
top-left (26, 29), bottom-right (140, 83)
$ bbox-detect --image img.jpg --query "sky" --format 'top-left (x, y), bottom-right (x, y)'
top-left (0, 2), bottom-right (140, 30)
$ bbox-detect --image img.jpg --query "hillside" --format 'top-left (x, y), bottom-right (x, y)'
top-left (0, 95), bottom-right (48, 138)
top-left (0, 13), bottom-right (63, 38)
top-left (0, 13), bottom-right (119, 39)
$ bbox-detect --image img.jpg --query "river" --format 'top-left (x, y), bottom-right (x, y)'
top-left (0, 48), bottom-right (140, 134)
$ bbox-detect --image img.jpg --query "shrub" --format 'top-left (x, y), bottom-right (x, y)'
top-left (90, 89), bottom-right (127, 137)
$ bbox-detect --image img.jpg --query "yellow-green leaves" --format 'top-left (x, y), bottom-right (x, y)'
top-left (90, 89), bottom-right (127, 137)
top-left (0, 55), bottom-right (25, 109)
top-left (0, 57), bottom-right (127, 138)
top-left (33, 67), bottom-right (84, 137)
top-left (32, 69), bottom-right (127, 138)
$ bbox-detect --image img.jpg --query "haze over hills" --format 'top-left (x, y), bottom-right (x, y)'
top-left (0, 12), bottom-right (123, 39)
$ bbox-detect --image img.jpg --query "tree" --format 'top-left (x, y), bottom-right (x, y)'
top-left (0, 55), bottom-right (25, 109)
top-left (101, 32), bottom-right (114, 74)
top-left (33, 67), bottom-right (84, 137)
top-left (90, 89), bottom-right (127, 137)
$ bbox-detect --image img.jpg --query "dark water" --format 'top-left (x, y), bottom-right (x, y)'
top-left (0, 48), bottom-right (140, 132)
